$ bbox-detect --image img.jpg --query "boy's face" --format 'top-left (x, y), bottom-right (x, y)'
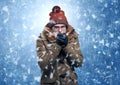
top-left (52, 24), bottom-right (67, 34)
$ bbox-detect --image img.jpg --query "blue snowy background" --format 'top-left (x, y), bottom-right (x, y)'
top-left (0, 0), bottom-right (120, 85)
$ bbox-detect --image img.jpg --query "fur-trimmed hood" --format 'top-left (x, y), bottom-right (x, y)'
top-left (41, 25), bottom-right (77, 42)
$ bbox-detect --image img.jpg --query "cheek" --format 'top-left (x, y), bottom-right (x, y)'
top-left (62, 29), bottom-right (67, 33)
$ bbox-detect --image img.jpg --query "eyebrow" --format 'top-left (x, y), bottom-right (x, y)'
top-left (54, 25), bottom-right (66, 28)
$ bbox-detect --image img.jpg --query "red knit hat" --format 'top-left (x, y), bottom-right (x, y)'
top-left (46, 6), bottom-right (68, 28)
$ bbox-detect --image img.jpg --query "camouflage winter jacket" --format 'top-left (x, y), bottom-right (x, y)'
top-left (36, 25), bottom-right (83, 85)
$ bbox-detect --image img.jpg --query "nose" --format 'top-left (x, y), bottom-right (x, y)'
top-left (58, 28), bottom-right (62, 33)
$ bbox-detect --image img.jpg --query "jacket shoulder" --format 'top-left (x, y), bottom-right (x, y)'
top-left (67, 25), bottom-right (78, 40)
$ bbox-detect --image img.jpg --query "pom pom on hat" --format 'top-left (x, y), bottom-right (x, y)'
top-left (46, 6), bottom-right (68, 28)
top-left (52, 6), bottom-right (61, 13)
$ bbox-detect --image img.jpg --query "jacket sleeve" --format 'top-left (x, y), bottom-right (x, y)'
top-left (36, 35), bottom-right (61, 70)
top-left (65, 32), bottom-right (83, 68)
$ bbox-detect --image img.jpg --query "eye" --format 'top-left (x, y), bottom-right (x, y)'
top-left (54, 26), bottom-right (59, 29)
top-left (61, 26), bottom-right (65, 28)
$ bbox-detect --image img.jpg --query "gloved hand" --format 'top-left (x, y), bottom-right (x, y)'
top-left (56, 33), bottom-right (68, 48)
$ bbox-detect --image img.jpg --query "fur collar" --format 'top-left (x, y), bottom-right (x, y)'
top-left (41, 25), bottom-right (77, 42)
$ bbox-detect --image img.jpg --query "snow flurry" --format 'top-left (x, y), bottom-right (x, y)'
top-left (0, 0), bottom-right (120, 85)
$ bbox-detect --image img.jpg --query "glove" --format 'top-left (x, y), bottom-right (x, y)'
top-left (56, 33), bottom-right (68, 48)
